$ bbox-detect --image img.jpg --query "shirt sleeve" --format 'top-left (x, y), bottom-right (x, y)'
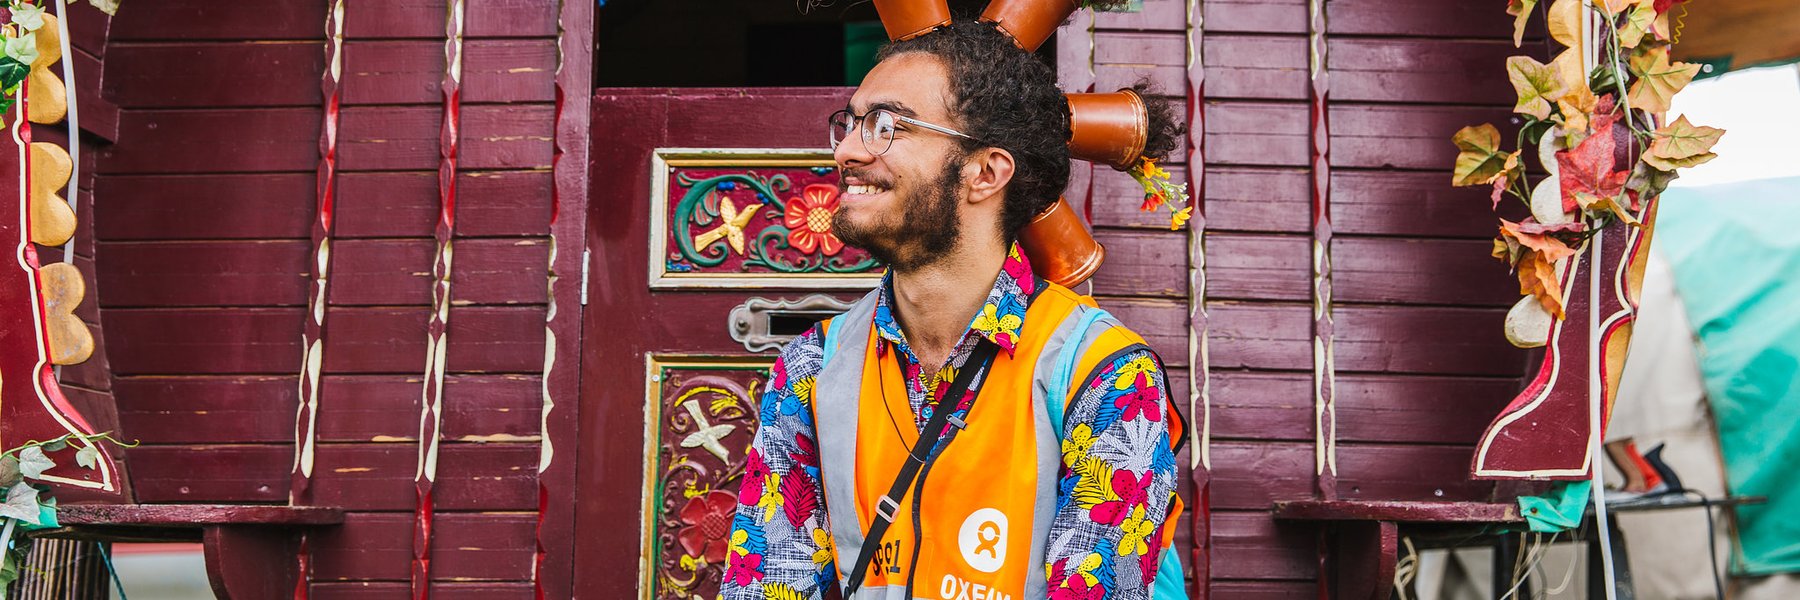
top-left (1044, 346), bottom-right (1179, 600)
top-left (721, 325), bottom-right (838, 600)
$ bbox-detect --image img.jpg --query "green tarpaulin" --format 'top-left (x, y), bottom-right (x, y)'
top-left (1657, 176), bottom-right (1800, 575)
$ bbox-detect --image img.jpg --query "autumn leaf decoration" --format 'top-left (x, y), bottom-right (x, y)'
top-left (1452, 0), bottom-right (1717, 328)
top-left (1129, 157), bottom-right (1193, 230)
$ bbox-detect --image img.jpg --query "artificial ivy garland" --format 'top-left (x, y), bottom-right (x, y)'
top-left (1452, 0), bottom-right (1722, 321)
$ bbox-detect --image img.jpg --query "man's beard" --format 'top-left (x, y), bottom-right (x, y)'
top-left (834, 162), bottom-right (962, 272)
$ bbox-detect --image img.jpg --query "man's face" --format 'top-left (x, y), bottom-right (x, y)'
top-left (832, 52), bottom-right (965, 271)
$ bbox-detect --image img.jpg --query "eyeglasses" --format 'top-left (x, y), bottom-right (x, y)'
top-left (828, 108), bottom-right (975, 156)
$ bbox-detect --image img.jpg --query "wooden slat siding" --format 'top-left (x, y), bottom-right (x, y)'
top-left (100, 40), bottom-right (553, 109)
top-left (92, 171), bottom-right (553, 241)
top-left (312, 513), bottom-right (536, 582)
top-left (113, 374), bottom-right (540, 444)
top-left (1327, 39), bottom-right (1520, 106)
top-left (1078, 6), bottom-right (1532, 595)
top-left (343, 40), bottom-right (556, 105)
top-left (102, 307), bottom-right (546, 374)
top-left (97, 106), bottom-right (555, 175)
top-left (95, 238), bottom-right (549, 307)
top-left (95, 2), bottom-right (567, 595)
top-left (64, 2), bottom-right (110, 59)
top-left (98, 109), bottom-right (324, 174)
top-left (543, 0), bottom-right (595, 594)
top-left (104, 42), bottom-right (326, 108)
top-left (415, 5), bottom-right (468, 594)
top-left (335, 171), bottom-right (553, 238)
top-left (1209, 303), bottom-right (1518, 376)
top-left (337, 104), bottom-right (553, 171)
top-left (343, 0), bottom-right (558, 39)
top-left (312, 582), bottom-right (533, 600)
top-left (1055, 8), bottom-right (1095, 216)
top-left (1326, 0), bottom-right (1542, 40)
top-left (1209, 372), bottom-right (1520, 445)
top-left (128, 444), bottom-right (539, 510)
top-left (105, 1), bottom-right (557, 42)
top-left (1207, 442), bottom-right (1494, 510)
top-left (314, 444), bottom-right (537, 512)
top-left (71, 45), bottom-right (120, 141)
top-left (999, 163), bottom-right (1532, 240)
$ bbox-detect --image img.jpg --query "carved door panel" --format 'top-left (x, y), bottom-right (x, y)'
top-left (577, 88), bottom-right (869, 599)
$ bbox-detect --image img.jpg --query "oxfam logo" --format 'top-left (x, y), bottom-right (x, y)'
top-left (957, 508), bottom-right (1007, 573)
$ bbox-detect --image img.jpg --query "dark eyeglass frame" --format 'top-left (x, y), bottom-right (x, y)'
top-left (828, 108), bottom-right (975, 156)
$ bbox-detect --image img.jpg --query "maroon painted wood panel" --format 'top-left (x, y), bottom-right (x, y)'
top-left (92, 1), bottom-right (583, 595)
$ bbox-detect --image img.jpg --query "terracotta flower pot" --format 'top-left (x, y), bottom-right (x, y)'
top-left (980, 0), bottom-right (1080, 52)
top-left (1066, 89), bottom-right (1148, 171)
top-left (1018, 197), bottom-right (1105, 288)
top-left (874, 0), bottom-right (953, 41)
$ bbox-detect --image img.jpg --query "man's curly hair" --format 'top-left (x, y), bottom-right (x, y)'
top-left (876, 21), bottom-right (1071, 243)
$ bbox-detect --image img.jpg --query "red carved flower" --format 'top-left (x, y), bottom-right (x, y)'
top-left (676, 490), bottom-right (738, 563)
top-left (784, 184), bottom-right (845, 256)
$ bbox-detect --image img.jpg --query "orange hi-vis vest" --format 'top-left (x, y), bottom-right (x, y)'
top-left (813, 283), bottom-right (1186, 600)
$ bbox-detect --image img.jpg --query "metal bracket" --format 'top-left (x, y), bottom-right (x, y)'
top-left (727, 294), bottom-right (855, 352)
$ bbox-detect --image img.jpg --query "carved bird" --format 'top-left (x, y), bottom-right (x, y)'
top-left (692, 197), bottom-right (760, 256)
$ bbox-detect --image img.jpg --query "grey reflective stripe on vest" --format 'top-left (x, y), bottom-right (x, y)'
top-left (816, 292), bottom-right (1118, 599)
top-left (816, 288), bottom-right (881, 594)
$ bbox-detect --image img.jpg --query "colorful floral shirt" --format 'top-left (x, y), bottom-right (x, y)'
top-left (721, 245), bottom-right (1177, 600)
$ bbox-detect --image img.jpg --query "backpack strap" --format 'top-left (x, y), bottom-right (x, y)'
top-left (1044, 306), bottom-right (1115, 434)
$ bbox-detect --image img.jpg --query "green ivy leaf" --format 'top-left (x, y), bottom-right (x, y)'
top-left (2, 32), bottom-right (38, 68)
top-left (16, 447), bottom-right (52, 480)
top-left (10, 3), bottom-right (46, 32)
top-left (1617, 3), bottom-right (1656, 48)
top-left (74, 445), bottom-right (99, 470)
top-left (1451, 124), bottom-right (1510, 187)
top-left (0, 456), bottom-right (17, 489)
top-left (1508, 56), bottom-right (1568, 120)
top-left (1506, 0), bottom-right (1540, 47)
top-left (0, 483), bottom-right (42, 526)
top-left (88, 0), bottom-right (121, 17)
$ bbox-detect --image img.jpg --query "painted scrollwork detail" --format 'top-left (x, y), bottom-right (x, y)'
top-left (647, 363), bottom-right (770, 600)
top-left (666, 166), bottom-right (881, 276)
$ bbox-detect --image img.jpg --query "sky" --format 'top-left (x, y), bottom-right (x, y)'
top-left (1667, 64), bottom-right (1800, 187)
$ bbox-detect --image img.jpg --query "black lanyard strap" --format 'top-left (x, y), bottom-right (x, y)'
top-left (843, 339), bottom-right (1000, 596)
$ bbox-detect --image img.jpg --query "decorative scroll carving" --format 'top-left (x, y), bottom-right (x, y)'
top-left (727, 294), bottom-right (854, 353)
top-left (639, 357), bottom-right (771, 600)
top-left (649, 150), bottom-right (883, 289)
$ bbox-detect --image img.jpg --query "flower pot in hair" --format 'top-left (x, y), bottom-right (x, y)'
top-left (874, 0), bottom-right (953, 41)
top-left (980, 0), bottom-right (1131, 51)
top-left (1067, 89), bottom-right (1148, 171)
top-left (1018, 197), bottom-right (1106, 287)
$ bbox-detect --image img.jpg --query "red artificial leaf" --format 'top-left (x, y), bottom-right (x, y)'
top-left (780, 465), bottom-right (818, 528)
top-left (1556, 109), bottom-right (1629, 213)
top-left (1513, 218), bottom-right (1586, 235)
top-left (1484, 151), bottom-right (1524, 210)
top-left (1500, 219), bottom-right (1579, 263)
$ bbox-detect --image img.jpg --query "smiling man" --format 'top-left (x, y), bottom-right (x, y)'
top-left (721, 21), bottom-right (1183, 600)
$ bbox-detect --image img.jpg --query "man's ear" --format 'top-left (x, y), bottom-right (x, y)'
top-left (963, 147), bottom-right (1016, 206)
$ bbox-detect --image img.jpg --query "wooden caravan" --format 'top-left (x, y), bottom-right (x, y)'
top-left (0, 0), bottom-right (1588, 597)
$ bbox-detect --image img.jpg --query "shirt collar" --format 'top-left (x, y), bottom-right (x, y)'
top-left (873, 243), bottom-right (1039, 358)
